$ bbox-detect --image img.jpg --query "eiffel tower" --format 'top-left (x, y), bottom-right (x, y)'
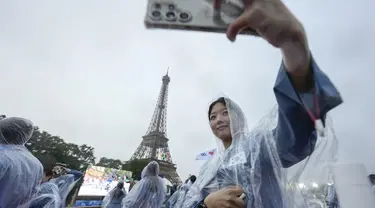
top-left (129, 70), bottom-right (181, 185)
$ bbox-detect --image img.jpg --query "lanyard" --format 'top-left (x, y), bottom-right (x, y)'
top-left (302, 89), bottom-right (324, 137)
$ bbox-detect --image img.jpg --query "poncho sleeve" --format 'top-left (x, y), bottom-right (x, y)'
top-left (273, 55), bottom-right (343, 168)
top-left (66, 169), bottom-right (83, 181)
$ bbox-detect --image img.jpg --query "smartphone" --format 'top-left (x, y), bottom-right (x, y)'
top-left (144, 0), bottom-right (259, 36)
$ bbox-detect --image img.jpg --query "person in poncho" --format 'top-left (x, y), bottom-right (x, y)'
top-left (175, 0), bottom-right (343, 207)
top-left (0, 117), bottom-right (44, 208)
top-left (102, 181), bottom-right (127, 208)
top-left (122, 161), bottom-right (165, 208)
top-left (46, 164), bottom-right (83, 207)
top-left (167, 175), bottom-right (197, 208)
top-left (28, 182), bottom-right (62, 208)
top-left (183, 81), bottom-right (341, 208)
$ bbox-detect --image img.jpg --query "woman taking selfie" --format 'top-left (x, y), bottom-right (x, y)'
top-left (176, 0), bottom-right (343, 207)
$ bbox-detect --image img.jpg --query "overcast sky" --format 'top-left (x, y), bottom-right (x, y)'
top-left (0, 0), bottom-right (374, 181)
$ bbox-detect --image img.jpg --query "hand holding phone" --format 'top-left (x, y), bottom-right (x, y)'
top-left (144, 0), bottom-right (259, 36)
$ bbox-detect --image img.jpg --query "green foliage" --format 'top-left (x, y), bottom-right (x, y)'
top-left (26, 127), bottom-right (96, 171)
top-left (122, 159), bottom-right (150, 180)
top-left (96, 157), bottom-right (124, 170)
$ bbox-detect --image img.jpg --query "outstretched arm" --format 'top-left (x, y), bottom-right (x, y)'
top-left (274, 55), bottom-right (343, 168)
top-left (65, 168), bottom-right (83, 181)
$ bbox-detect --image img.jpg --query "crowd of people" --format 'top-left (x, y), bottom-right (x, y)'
top-left (0, 116), bottom-right (83, 207)
top-left (0, 114), bottom-right (183, 208)
top-left (0, 115), bottom-right (171, 208)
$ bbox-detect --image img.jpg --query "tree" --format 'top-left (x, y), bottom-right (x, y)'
top-left (26, 127), bottom-right (95, 171)
top-left (122, 159), bottom-right (150, 180)
top-left (96, 157), bottom-right (124, 169)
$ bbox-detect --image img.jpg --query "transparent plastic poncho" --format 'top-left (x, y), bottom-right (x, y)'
top-left (27, 182), bottom-right (62, 208)
top-left (122, 161), bottom-right (166, 208)
top-left (0, 117), bottom-right (44, 208)
top-left (102, 181), bottom-right (127, 208)
top-left (286, 116), bottom-right (339, 208)
top-left (166, 185), bottom-right (183, 208)
top-left (50, 173), bottom-right (79, 207)
top-left (170, 183), bottom-right (192, 207)
top-left (165, 187), bottom-right (180, 208)
top-left (181, 95), bottom-right (340, 208)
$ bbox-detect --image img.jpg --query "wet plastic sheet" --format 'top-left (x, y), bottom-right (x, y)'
top-left (166, 185), bottom-right (183, 208)
top-left (166, 188), bottom-right (180, 207)
top-left (0, 117), bottom-right (34, 145)
top-left (102, 181), bottom-right (127, 208)
top-left (286, 116), bottom-right (339, 208)
top-left (168, 184), bottom-right (191, 207)
top-left (50, 174), bottom-right (79, 207)
top-left (0, 117), bottom-right (44, 207)
top-left (28, 182), bottom-right (62, 208)
top-left (122, 161), bottom-right (165, 208)
top-left (179, 58), bottom-right (342, 208)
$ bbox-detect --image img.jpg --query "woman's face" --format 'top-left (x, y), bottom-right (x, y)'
top-left (209, 102), bottom-right (231, 141)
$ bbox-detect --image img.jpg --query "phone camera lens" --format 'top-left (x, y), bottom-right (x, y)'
top-left (165, 11), bottom-right (177, 22)
top-left (150, 10), bottom-right (162, 20)
top-left (178, 12), bottom-right (191, 22)
top-left (154, 3), bottom-right (161, 9)
top-left (180, 13), bottom-right (188, 19)
top-left (152, 11), bottom-right (161, 17)
top-left (168, 4), bottom-right (175, 10)
top-left (166, 12), bottom-right (175, 18)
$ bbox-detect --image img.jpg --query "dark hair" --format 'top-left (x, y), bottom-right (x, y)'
top-left (208, 97), bottom-right (226, 119)
top-left (190, 175), bottom-right (197, 184)
top-left (369, 174), bottom-right (375, 185)
top-left (170, 185), bottom-right (178, 196)
top-left (44, 169), bottom-right (53, 177)
top-left (116, 181), bottom-right (124, 189)
top-left (37, 155), bottom-right (57, 172)
top-left (113, 181), bottom-right (125, 199)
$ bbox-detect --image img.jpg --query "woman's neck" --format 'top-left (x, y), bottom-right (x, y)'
top-left (223, 138), bottom-right (232, 149)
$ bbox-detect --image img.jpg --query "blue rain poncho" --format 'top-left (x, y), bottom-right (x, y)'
top-left (0, 117), bottom-right (44, 208)
top-left (167, 183), bottom-right (192, 207)
top-left (122, 161), bottom-right (166, 208)
top-left (102, 181), bottom-right (127, 208)
top-left (180, 57), bottom-right (343, 208)
top-left (165, 187), bottom-right (180, 208)
top-left (50, 172), bottom-right (80, 207)
top-left (28, 182), bottom-right (62, 208)
top-left (166, 185), bottom-right (183, 208)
